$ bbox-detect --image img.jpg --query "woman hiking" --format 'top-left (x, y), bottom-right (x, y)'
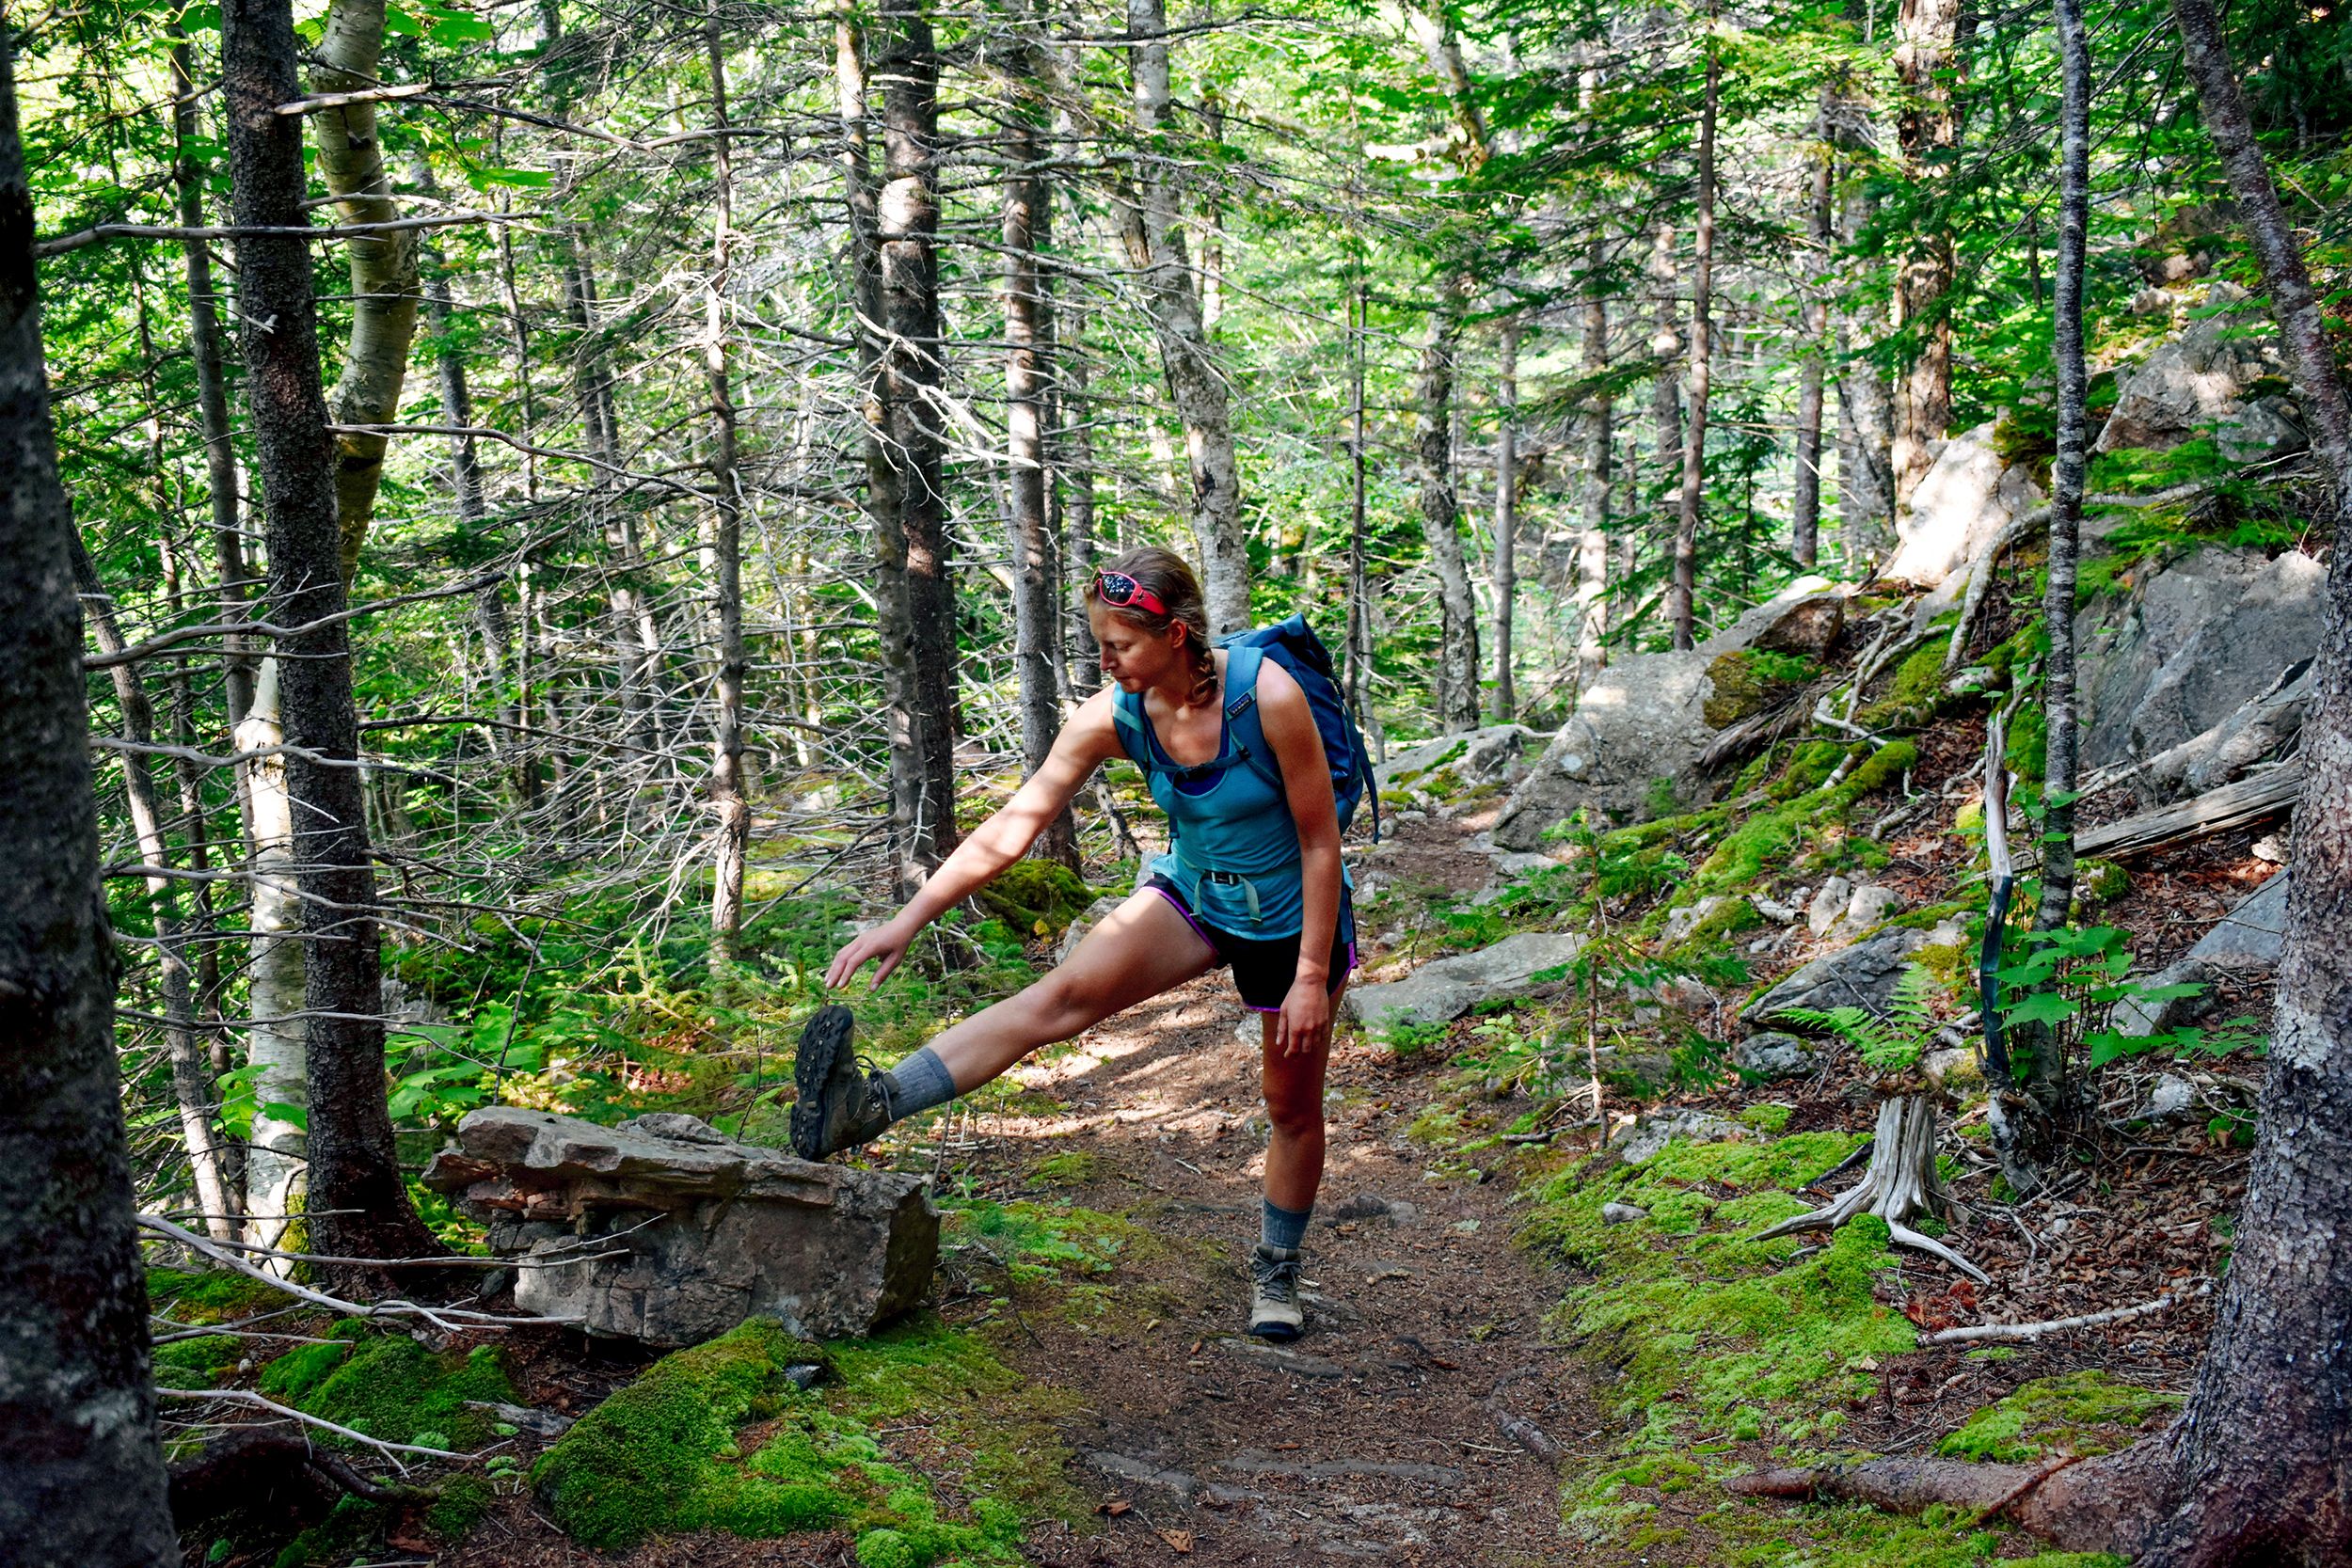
top-left (792, 546), bottom-right (1358, 1341)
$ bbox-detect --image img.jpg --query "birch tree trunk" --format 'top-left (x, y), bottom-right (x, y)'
top-left (1059, 306), bottom-right (1101, 694)
top-left (878, 0), bottom-right (961, 866)
top-left (1346, 280), bottom-right (1380, 756)
top-left (223, 0), bottom-right (440, 1275)
top-left (312, 0), bottom-right (421, 581)
top-left (1126, 0), bottom-right (1248, 636)
top-left (1648, 220), bottom-right (1684, 583)
top-left (1579, 242), bottom-right (1613, 689)
top-left (1791, 93), bottom-right (1834, 567)
top-left (1890, 0), bottom-right (1964, 509)
top-left (1417, 276), bottom-right (1481, 732)
top-left (1669, 36), bottom-right (1720, 652)
top-left (836, 7), bottom-right (927, 893)
top-left (0, 32), bottom-right (181, 1552)
top-left (703, 8), bottom-right (752, 974)
top-left (72, 540), bottom-right (234, 1241)
top-left (1489, 316), bottom-right (1518, 722)
top-left (1003, 53), bottom-right (1081, 867)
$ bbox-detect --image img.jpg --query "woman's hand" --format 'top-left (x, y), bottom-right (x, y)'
top-left (1274, 974), bottom-right (1333, 1057)
top-left (825, 913), bottom-right (918, 990)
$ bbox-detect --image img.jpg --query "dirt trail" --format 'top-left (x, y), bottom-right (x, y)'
top-left (954, 830), bottom-right (1597, 1566)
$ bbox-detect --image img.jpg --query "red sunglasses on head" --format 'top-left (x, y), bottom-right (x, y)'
top-left (1093, 570), bottom-right (1170, 618)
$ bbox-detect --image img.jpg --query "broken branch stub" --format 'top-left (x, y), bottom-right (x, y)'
top-left (423, 1107), bottom-right (938, 1346)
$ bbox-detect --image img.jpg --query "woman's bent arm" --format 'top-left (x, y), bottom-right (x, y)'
top-left (826, 689), bottom-right (1122, 989)
top-left (1256, 664), bottom-right (1344, 1055)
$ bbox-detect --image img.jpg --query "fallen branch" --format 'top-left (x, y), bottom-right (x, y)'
top-left (2071, 756), bottom-right (2305, 860)
top-left (158, 1388), bottom-right (471, 1464)
top-left (1926, 1279), bottom-right (2210, 1344)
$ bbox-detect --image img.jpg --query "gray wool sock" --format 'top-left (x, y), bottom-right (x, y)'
top-left (880, 1047), bottom-right (958, 1121)
top-left (1262, 1198), bottom-right (1313, 1254)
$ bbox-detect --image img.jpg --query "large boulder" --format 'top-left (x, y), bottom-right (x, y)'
top-left (1882, 426), bottom-right (2046, 589)
top-left (1375, 723), bottom-right (1537, 798)
top-left (1489, 650), bottom-right (1716, 847)
top-left (2095, 288), bottom-right (2303, 459)
top-left (2139, 663), bottom-right (2312, 798)
top-left (1741, 927), bottom-right (1930, 1031)
top-left (2077, 546), bottom-right (2270, 770)
top-left (1343, 931), bottom-right (1584, 1032)
top-left (2185, 872), bottom-right (2289, 974)
top-left (424, 1107), bottom-right (938, 1347)
top-left (2122, 550), bottom-right (2327, 762)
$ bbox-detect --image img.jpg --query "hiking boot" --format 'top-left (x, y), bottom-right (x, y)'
top-left (790, 1005), bottom-right (892, 1161)
top-left (1248, 1243), bottom-right (1306, 1341)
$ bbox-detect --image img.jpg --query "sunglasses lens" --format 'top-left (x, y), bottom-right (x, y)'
top-left (1098, 572), bottom-right (1136, 604)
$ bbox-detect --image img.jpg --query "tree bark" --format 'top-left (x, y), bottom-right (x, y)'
top-left (2124, 3), bottom-right (2352, 1557)
top-left (1791, 93), bottom-right (1834, 567)
top-left (836, 8), bottom-right (928, 893)
top-left (1670, 34), bottom-right (1720, 652)
top-left (0, 30), bottom-right (181, 1553)
top-left (1346, 279), bottom-right (1379, 755)
top-left (876, 0), bottom-right (961, 869)
top-left (72, 540), bottom-right (235, 1242)
top-left (1003, 49), bottom-right (1081, 868)
top-left (1890, 0), bottom-right (1964, 509)
top-left (1648, 220), bottom-right (1684, 598)
top-left (703, 7), bottom-right (752, 974)
top-left (1417, 276), bottom-right (1480, 731)
top-left (1125, 0), bottom-right (1248, 636)
top-left (1578, 237), bottom-right (1613, 689)
top-left (1489, 316), bottom-right (1518, 722)
top-left (313, 0), bottom-right (421, 581)
top-left (223, 0), bottom-right (440, 1275)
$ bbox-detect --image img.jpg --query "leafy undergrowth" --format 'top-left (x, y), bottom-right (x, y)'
top-left (532, 1315), bottom-right (1085, 1563)
top-left (1514, 1127), bottom-right (2132, 1567)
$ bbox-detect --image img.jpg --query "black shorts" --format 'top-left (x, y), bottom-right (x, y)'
top-left (1145, 873), bottom-right (1359, 1012)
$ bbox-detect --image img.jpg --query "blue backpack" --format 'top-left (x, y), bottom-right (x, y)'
top-left (1110, 614), bottom-right (1380, 841)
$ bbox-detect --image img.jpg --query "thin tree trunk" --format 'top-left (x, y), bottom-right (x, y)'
top-left (313, 0), bottom-right (421, 580)
top-left (72, 541), bottom-right (234, 1241)
top-left (1579, 236), bottom-right (1613, 689)
top-left (223, 0), bottom-right (439, 1276)
top-left (0, 32), bottom-right (180, 1553)
top-left (1490, 316), bottom-right (1519, 722)
top-left (877, 0), bottom-right (960, 868)
top-left (1346, 280), bottom-right (1380, 755)
top-left (1670, 35), bottom-right (1720, 651)
top-left (1834, 115), bottom-right (1896, 562)
top-left (1004, 53), bottom-right (1080, 867)
top-left (1648, 219), bottom-right (1684, 594)
top-left (1890, 0), bottom-right (1963, 510)
top-left (2125, 4), bottom-right (2352, 1554)
top-left (1060, 308), bottom-right (1101, 694)
top-left (1125, 0), bottom-right (1248, 635)
top-left (836, 8), bottom-right (926, 894)
top-left (1791, 93), bottom-right (1833, 567)
top-left (1418, 276), bottom-right (1480, 731)
top-left (703, 6), bottom-right (752, 974)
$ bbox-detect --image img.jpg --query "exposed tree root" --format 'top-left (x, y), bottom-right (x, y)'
top-left (1725, 1439), bottom-right (2177, 1556)
top-left (168, 1426), bottom-right (439, 1531)
top-left (1753, 1094), bottom-right (1988, 1282)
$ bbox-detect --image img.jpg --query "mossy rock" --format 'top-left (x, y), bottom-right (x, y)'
top-left (1704, 650), bottom-right (1820, 730)
top-left (974, 860), bottom-right (1098, 942)
top-left (149, 1267), bottom-right (282, 1325)
top-left (260, 1323), bottom-right (517, 1450)
top-left (1855, 642), bottom-right (1958, 730)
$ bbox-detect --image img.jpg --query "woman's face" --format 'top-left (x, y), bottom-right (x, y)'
top-left (1089, 602), bottom-right (1184, 693)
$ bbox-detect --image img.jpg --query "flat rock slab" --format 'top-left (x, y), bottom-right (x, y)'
top-left (2185, 871), bottom-right (2289, 972)
top-left (1741, 927), bottom-right (1930, 1031)
top-left (1342, 931), bottom-right (1584, 1031)
top-left (424, 1106), bottom-right (937, 1347)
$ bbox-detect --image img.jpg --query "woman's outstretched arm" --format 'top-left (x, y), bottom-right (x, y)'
top-left (826, 688), bottom-right (1122, 989)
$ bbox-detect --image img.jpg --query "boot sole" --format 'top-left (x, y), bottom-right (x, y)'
top-left (791, 1005), bottom-right (857, 1161)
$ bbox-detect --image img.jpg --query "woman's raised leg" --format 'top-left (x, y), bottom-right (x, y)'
top-left (924, 886), bottom-right (1219, 1093)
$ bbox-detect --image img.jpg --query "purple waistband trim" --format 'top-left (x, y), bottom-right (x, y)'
top-left (1149, 880), bottom-right (1223, 958)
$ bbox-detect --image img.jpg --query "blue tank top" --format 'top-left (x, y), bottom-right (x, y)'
top-left (1114, 646), bottom-right (1347, 938)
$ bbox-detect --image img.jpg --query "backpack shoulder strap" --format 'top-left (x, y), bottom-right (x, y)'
top-left (1109, 687), bottom-right (1152, 770)
top-left (1223, 645), bottom-right (1284, 793)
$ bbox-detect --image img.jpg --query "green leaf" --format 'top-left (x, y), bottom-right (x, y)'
top-left (1999, 990), bottom-right (2079, 1028)
top-left (258, 1101), bottom-right (309, 1132)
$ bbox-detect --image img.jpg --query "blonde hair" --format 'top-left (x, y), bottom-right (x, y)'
top-left (1084, 546), bottom-right (1218, 706)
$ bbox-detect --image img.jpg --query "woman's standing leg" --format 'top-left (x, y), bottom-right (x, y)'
top-left (1259, 988), bottom-right (1340, 1212)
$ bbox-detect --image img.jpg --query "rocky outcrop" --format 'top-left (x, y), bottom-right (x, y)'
top-left (1882, 426), bottom-right (2046, 589)
top-left (1342, 931), bottom-right (1584, 1032)
top-left (424, 1107), bottom-right (938, 1347)
top-left (2138, 664), bottom-right (2312, 799)
top-left (1375, 724), bottom-right (1536, 798)
top-left (1733, 1032), bottom-right (1821, 1081)
top-left (1741, 927), bottom-right (1932, 1031)
top-left (2094, 288), bottom-right (2304, 461)
top-left (2076, 546), bottom-right (2323, 771)
top-left (1490, 578), bottom-right (1848, 850)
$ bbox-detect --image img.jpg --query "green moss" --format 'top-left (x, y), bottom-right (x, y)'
top-left (533, 1315), bottom-right (1076, 1560)
top-left (272, 1496), bottom-right (380, 1568)
top-left (1028, 1149), bottom-right (1099, 1185)
top-left (973, 860), bottom-right (1097, 942)
top-left (148, 1267), bottom-right (281, 1325)
top-left (426, 1475), bottom-right (496, 1542)
top-left (268, 1326), bottom-right (516, 1450)
top-left (1936, 1372), bottom-right (2181, 1464)
top-left (2077, 859), bottom-right (2131, 904)
top-left (1856, 642), bottom-right (1958, 729)
top-left (942, 1198), bottom-right (1149, 1284)
top-left (1738, 1102), bottom-right (1792, 1134)
top-left (1705, 650), bottom-right (1819, 729)
top-left (153, 1334), bottom-right (241, 1379)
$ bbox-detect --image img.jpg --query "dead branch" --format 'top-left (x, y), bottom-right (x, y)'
top-left (1926, 1279), bottom-right (2210, 1344)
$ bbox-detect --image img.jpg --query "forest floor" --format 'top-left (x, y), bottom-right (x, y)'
top-left (177, 797), bottom-right (2272, 1568)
